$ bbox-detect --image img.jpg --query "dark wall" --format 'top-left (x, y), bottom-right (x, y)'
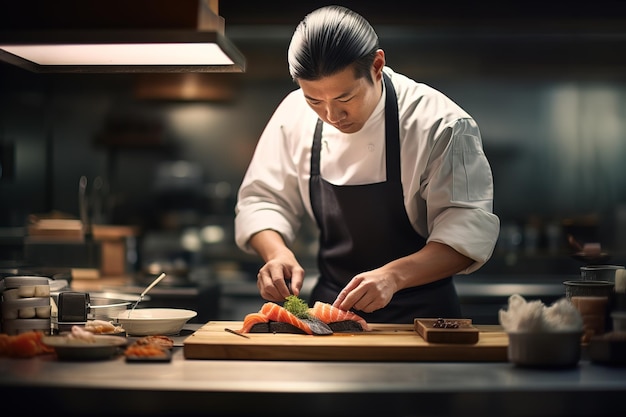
top-left (2, 2), bottom-right (626, 273)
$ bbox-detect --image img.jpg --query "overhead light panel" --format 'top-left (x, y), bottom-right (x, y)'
top-left (0, 0), bottom-right (245, 73)
top-left (2, 44), bottom-right (234, 67)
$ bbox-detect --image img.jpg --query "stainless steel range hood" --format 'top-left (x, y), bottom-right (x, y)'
top-left (0, 0), bottom-right (245, 73)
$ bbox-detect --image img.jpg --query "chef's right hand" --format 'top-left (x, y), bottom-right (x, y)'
top-left (249, 230), bottom-right (305, 302)
top-left (256, 250), bottom-right (305, 301)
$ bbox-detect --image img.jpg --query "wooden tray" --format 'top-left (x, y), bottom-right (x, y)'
top-left (414, 318), bottom-right (479, 344)
top-left (183, 321), bottom-right (508, 362)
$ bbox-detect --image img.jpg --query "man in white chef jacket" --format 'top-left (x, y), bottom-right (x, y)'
top-left (235, 5), bottom-right (500, 323)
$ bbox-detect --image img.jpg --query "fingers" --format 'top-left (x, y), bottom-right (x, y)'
top-left (288, 268), bottom-right (305, 298)
top-left (338, 291), bottom-right (378, 313)
top-left (333, 276), bottom-right (363, 310)
top-left (333, 275), bottom-right (389, 313)
top-left (257, 262), bottom-right (305, 301)
top-left (257, 269), bottom-right (290, 301)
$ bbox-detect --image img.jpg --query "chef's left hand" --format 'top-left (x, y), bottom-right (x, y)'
top-left (332, 243), bottom-right (474, 312)
top-left (332, 269), bottom-right (398, 313)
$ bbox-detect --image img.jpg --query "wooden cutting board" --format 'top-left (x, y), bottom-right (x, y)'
top-left (183, 321), bottom-right (509, 362)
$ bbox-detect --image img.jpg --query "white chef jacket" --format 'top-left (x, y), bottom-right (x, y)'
top-left (235, 67), bottom-right (500, 274)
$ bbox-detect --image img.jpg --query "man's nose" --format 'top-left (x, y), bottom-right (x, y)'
top-left (325, 104), bottom-right (344, 123)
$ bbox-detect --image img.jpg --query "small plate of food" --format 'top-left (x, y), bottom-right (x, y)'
top-left (124, 335), bottom-right (175, 362)
top-left (42, 326), bottom-right (127, 361)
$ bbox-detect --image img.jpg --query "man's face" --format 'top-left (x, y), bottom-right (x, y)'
top-left (298, 60), bottom-right (383, 134)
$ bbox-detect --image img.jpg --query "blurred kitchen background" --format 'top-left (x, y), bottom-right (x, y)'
top-left (1, 1), bottom-right (626, 323)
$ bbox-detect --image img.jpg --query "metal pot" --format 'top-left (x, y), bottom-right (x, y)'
top-left (54, 291), bottom-right (137, 321)
top-left (88, 296), bottom-right (132, 320)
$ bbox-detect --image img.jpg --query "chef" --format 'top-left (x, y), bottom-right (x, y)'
top-left (235, 5), bottom-right (500, 323)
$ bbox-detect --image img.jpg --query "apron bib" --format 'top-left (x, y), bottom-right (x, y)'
top-left (309, 73), bottom-right (461, 323)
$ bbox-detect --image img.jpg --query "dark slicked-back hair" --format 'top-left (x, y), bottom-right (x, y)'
top-left (287, 5), bottom-right (379, 84)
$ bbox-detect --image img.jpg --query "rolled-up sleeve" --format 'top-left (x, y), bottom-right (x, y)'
top-left (234, 95), bottom-right (309, 254)
top-left (421, 118), bottom-right (500, 273)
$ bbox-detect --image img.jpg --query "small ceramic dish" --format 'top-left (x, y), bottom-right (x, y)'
top-left (507, 331), bottom-right (582, 368)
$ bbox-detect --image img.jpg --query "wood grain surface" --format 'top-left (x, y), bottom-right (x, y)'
top-left (414, 318), bottom-right (480, 344)
top-left (183, 321), bottom-right (509, 362)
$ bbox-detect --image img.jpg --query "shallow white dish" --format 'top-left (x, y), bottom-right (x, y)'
top-left (42, 335), bottom-right (127, 361)
top-left (116, 308), bottom-right (197, 336)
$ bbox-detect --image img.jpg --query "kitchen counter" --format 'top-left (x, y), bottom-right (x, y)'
top-left (68, 271), bottom-right (575, 323)
top-left (1, 326), bottom-right (625, 417)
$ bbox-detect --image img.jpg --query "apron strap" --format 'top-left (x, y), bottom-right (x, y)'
top-left (383, 73), bottom-right (401, 184)
top-left (310, 118), bottom-right (324, 227)
top-left (311, 118), bottom-right (323, 176)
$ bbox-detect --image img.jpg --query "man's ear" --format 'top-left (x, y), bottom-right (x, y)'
top-left (372, 49), bottom-right (386, 81)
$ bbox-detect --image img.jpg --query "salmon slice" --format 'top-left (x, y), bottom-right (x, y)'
top-left (260, 302), bottom-right (313, 335)
top-left (238, 312), bottom-right (270, 333)
top-left (309, 301), bottom-right (371, 331)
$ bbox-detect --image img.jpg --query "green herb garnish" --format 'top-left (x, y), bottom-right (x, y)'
top-left (283, 295), bottom-right (311, 319)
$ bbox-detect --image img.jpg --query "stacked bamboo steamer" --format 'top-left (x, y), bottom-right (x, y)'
top-left (1, 276), bottom-right (51, 335)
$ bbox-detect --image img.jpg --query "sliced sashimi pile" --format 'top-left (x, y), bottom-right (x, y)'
top-left (309, 301), bottom-right (371, 331)
top-left (260, 302), bottom-right (314, 335)
top-left (238, 302), bottom-right (314, 335)
top-left (237, 296), bottom-right (371, 335)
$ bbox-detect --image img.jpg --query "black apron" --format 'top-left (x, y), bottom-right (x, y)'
top-left (309, 73), bottom-right (461, 324)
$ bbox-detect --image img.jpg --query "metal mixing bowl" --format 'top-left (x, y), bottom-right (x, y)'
top-left (88, 294), bottom-right (133, 320)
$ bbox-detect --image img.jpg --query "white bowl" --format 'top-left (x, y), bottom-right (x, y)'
top-left (116, 308), bottom-right (197, 336)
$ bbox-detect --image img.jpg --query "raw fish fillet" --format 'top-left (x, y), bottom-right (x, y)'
top-left (260, 302), bottom-right (313, 335)
top-left (238, 312), bottom-right (269, 333)
top-left (309, 301), bottom-right (371, 331)
top-left (237, 303), bottom-right (315, 335)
